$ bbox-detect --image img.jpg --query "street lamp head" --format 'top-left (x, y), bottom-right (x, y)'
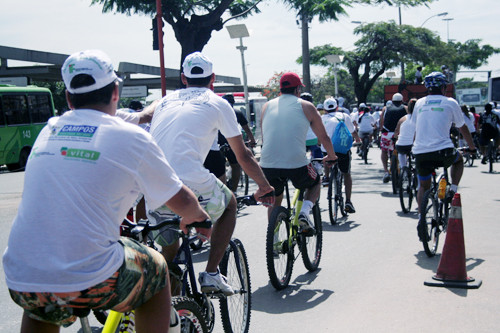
top-left (226, 24), bottom-right (250, 39)
top-left (442, 18), bottom-right (454, 22)
top-left (437, 12), bottom-right (448, 17)
top-left (351, 20), bottom-right (364, 25)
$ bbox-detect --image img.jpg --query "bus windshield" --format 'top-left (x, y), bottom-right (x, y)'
top-left (0, 85), bottom-right (56, 171)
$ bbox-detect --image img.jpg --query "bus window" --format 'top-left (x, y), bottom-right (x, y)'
top-left (28, 93), bottom-right (53, 123)
top-left (4, 95), bottom-right (30, 125)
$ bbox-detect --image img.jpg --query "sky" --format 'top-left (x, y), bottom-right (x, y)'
top-left (2, 0), bottom-right (500, 96)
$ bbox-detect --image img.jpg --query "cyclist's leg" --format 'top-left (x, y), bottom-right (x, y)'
top-left (225, 149), bottom-right (240, 192)
top-left (448, 149), bottom-right (464, 188)
top-left (261, 167), bottom-right (286, 219)
top-left (14, 237), bottom-right (170, 333)
top-left (380, 132), bottom-right (391, 174)
top-left (414, 153), bottom-right (434, 215)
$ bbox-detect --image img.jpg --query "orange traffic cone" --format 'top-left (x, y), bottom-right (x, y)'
top-left (424, 193), bottom-right (482, 289)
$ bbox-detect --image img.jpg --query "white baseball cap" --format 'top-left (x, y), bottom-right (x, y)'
top-left (182, 52), bottom-right (213, 78)
top-left (61, 50), bottom-right (120, 94)
top-left (392, 93), bottom-right (403, 102)
top-left (324, 98), bottom-right (338, 111)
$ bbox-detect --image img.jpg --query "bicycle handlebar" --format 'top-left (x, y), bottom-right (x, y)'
top-left (123, 217), bottom-right (212, 234)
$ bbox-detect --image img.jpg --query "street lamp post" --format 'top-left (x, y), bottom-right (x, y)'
top-left (226, 24), bottom-right (251, 121)
top-left (420, 12), bottom-right (448, 27)
top-left (325, 54), bottom-right (344, 97)
top-left (442, 18), bottom-right (454, 42)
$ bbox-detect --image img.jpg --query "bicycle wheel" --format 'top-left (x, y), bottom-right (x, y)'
top-left (219, 238), bottom-right (251, 333)
top-left (420, 188), bottom-right (440, 257)
top-left (390, 153), bottom-right (398, 194)
top-left (327, 168), bottom-right (337, 225)
top-left (338, 172), bottom-right (347, 217)
top-left (489, 142), bottom-right (494, 173)
top-left (173, 296), bottom-right (209, 333)
top-left (328, 167), bottom-right (341, 225)
top-left (398, 167), bottom-right (413, 214)
top-left (242, 172), bottom-right (249, 195)
top-left (362, 137), bottom-right (369, 164)
top-left (266, 206), bottom-right (294, 290)
top-left (299, 203), bottom-right (322, 271)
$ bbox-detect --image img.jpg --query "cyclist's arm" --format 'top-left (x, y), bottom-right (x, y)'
top-left (457, 124), bottom-right (476, 151)
top-left (303, 100), bottom-right (337, 161)
top-left (241, 124), bottom-right (257, 147)
top-left (136, 99), bottom-right (159, 124)
top-left (379, 108), bottom-right (385, 130)
top-left (164, 184), bottom-right (211, 237)
top-left (227, 135), bottom-right (275, 205)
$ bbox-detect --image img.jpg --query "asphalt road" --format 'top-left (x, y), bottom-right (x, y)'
top-left (1, 147), bottom-right (499, 333)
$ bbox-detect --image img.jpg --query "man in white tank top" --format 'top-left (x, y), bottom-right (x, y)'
top-left (260, 72), bottom-right (337, 234)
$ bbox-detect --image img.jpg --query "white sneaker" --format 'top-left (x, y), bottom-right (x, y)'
top-left (199, 270), bottom-right (235, 296)
top-left (298, 212), bottom-right (316, 236)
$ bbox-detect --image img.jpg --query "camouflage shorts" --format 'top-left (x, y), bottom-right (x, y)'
top-left (8, 237), bottom-right (167, 327)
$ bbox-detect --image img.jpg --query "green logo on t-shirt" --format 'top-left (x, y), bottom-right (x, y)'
top-left (60, 147), bottom-right (100, 161)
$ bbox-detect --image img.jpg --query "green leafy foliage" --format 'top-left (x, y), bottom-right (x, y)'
top-left (302, 21), bottom-right (498, 103)
top-left (91, 0), bottom-right (262, 87)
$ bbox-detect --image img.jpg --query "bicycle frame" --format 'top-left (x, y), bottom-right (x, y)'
top-left (281, 182), bottom-right (303, 249)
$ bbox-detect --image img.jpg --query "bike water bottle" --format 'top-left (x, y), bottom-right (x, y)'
top-left (437, 178), bottom-right (447, 199)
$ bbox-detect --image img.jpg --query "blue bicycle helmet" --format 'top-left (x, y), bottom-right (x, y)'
top-left (424, 71), bottom-right (448, 89)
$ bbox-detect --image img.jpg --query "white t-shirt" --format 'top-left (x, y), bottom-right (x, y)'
top-left (320, 112), bottom-right (355, 152)
top-left (358, 113), bottom-right (375, 132)
top-left (463, 112), bottom-right (476, 133)
top-left (411, 95), bottom-right (465, 154)
top-left (115, 108), bottom-right (140, 125)
top-left (149, 87), bottom-right (240, 188)
top-left (396, 114), bottom-right (416, 146)
top-left (3, 109), bottom-right (183, 292)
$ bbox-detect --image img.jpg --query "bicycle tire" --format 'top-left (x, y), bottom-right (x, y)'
top-left (299, 202), bottom-right (323, 271)
top-left (172, 296), bottom-right (209, 333)
top-left (219, 238), bottom-right (252, 333)
top-left (362, 136), bottom-right (369, 164)
top-left (489, 141), bottom-right (494, 173)
top-left (338, 172), bottom-right (347, 217)
top-left (266, 206), bottom-right (294, 290)
top-left (327, 168), bottom-right (338, 225)
top-left (390, 153), bottom-right (398, 194)
top-left (243, 172), bottom-right (249, 195)
top-left (420, 188), bottom-right (440, 257)
top-left (398, 167), bottom-right (413, 214)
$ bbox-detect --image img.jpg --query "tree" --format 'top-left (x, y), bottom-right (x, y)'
top-left (281, 0), bottom-right (434, 92)
top-left (91, 0), bottom-right (261, 86)
top-left (304, 22), bottom-right (448, 103)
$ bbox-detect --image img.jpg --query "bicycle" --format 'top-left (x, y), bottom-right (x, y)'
top-left (485, 138), bottom-right (499, 173)
top-left (327, 161), bottom-right (347, 225)
top-left (149, 217), bottom-right (252, 333)
top-left (79, 218), bottom-right (212, 333)
top-left (398, 152), bottom-right (418, 214)
top-left (390, 148), bottom-right (399, 195)
top-left (417, 167), bottom-right (451, 257)
top-left (359, 133), bottom-right (370, 164)
top-left (266, 180), bottom-right (323, 290)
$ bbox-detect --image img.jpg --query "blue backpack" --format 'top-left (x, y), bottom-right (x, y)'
top-left (331, 115), bottom-right (353, 154)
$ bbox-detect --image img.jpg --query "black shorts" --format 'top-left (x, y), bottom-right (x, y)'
top-left (414, 148), bottom-right (459, 178)
top-left (479, 127), bottom-right (500, 146)
top-left (395, 144), bottom-right (412, 155)
top-left (323, 151), bottom-right (351, 174)
top-left (204, 150), bottom-right (226, 178)
top-left (262, 164), bottom-right (319, 197)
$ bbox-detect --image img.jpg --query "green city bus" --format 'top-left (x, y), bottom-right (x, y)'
top-left (0, 85), bottom-right (56, 171)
